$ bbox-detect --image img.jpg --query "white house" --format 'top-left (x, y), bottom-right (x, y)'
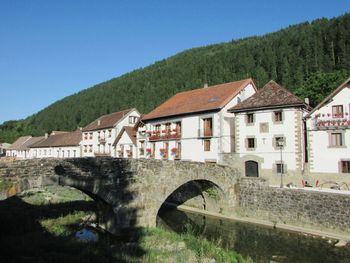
top-left (305, 77), bottom-right (350, 185)
top-left (113, 126), bottom-right (137, 158)
top-left (0, 143), bottom-right (11, 156)
top-left (227, 80), bottom-right (310, 186)
top-left (141, 79), bottom-right (257, 163)
top-left (29, 130), bottom-right (82, 158)
top-left (6, 136), bottom-right (45, 159)
top-left (81, 108), bottom-right (140, 157)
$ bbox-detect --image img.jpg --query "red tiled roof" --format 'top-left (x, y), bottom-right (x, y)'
top-left (82, 109), bottom-right (134, 131)
top-left (142, 79), bottom-right (256, 121)
top-left (113, 126), bottom-right (137, 146)
top-left (228, 80), bottom-right (307, 113)
top-left (30, 130), bottom-right (82, 148)
top-left (17, 136), bottom-right (46, 150)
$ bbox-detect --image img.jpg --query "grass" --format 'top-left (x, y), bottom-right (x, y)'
top-left (0, 178), bottom-right (14, 192)
top-left (0, 186), bottom-right (250, 263)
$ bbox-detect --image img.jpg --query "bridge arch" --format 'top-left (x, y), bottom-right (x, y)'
top-left (0, 158), bottom-right (240, 235)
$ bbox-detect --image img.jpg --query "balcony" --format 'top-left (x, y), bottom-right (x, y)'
top-left (198, 129), bottom-right (213, 138)
top-left (98, 137), bottom-right (106, 144)
top-left (94, 152), bottom-right (111, 157)
top-left (148, 130), bottom-right (181, 141)
top-left (312, 112), bottom-right (350, 130)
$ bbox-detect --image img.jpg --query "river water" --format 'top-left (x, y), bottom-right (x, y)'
top-left (157, 207), bottom-right (350, 263)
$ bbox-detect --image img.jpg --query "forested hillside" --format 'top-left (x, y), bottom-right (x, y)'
top-left (1, 13), bottom-right (350, 143)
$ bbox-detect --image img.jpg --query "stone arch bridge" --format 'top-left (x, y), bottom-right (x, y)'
top-left (0, 158), bottom-right (240, 235)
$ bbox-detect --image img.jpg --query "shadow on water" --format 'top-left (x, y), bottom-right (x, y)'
top-left (157, 207), bottom-right (350, 263)
top-left (0, 157), bottom-right (147, 263)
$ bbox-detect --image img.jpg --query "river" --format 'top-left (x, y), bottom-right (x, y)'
top-left (157, 206), bottom-right (350, 263)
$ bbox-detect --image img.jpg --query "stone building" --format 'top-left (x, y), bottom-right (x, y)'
top-left (227, 80), bottom-right (310, 186)
top-left (141, 79), bottom-right (257, 163)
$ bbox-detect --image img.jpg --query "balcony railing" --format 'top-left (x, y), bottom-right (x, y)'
top-left (198, 129), bottom-right (213, 138)
top-left (312, 112), bottom-right (350, 129)
top-left (148, 130), bottom-right (181, 141)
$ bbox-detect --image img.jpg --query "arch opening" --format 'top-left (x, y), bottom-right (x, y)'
top-left (245, 160), bottom-right (259, 177)
top-left (157, 180), bottom-right (230, 230)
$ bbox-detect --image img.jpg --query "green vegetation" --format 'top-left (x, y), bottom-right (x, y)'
top-left (1, 13), bottom-right (350, 143)
top-left (0, 179), bottom-right (14, 191)
top-left (0, 186), bottom-right (249, 262)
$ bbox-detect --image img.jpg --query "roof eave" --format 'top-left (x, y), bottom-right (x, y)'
top-left (142, 108), bottom-right (221, 122)
top-left (229, 103), bottom-right (308, 113)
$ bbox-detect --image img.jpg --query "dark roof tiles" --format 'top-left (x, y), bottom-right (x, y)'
top-left (82, 109), bottom-right (134, 131)
top-left (229, 80), bottom-right (306, 112)
top-left (30, 130), bottom-right (82, 148)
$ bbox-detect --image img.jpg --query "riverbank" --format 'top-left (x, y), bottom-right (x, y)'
top-left (170, 202), bottom-right (350, 246)
top-left (0, 186), bottom-right (250, 263)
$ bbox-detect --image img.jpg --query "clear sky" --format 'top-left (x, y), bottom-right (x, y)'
top-left (0, 0), bottom-right (349, 124)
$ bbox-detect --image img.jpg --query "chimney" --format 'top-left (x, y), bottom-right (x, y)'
top-left (305, 98), bottom-right (310, 105)
top-left (204, 83), bottom-right (208, 88)
top-left (45, 133), bottom-right (49, 139)
top-left (97, 120), bottom-right (101, 126)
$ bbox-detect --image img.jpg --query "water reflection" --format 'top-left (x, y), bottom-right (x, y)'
top-left (157, 206), bottom-right (350, 263)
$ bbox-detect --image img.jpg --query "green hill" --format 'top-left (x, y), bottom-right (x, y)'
top-left (1, 13), bottom-right (350, 143)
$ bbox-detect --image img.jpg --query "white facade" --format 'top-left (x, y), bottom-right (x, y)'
top-left (81, 109), bottom-right (140, 157)
top-left (140, 84), bottom-right (256, 162)
top-left (306, 82), bottom-right (350, 176)
top-left (234, 107), bottom-right (308, 177)
top-left (114, 130), bottom-right (137, 158)
top-left (29, 146), bottom-right (81, 159)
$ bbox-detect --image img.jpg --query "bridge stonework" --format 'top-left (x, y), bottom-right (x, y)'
top-left (0, 158), bottom-right (239, 235)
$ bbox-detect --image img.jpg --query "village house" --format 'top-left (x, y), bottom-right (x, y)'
top-left (29, 130), bottom-right (82, 158)
top-left (141, 79), bottom-right (257, 163)
top-left (6, 136), bottom-right (45, 159)
top-left (113, 126), bottom-right (137, 158)
top-left (305, 77), bottom-right (350, 186)
top-left (81, 108), bottom-right (140, 157)
top-left (227, 80), bottom-right (310, 186)
top-left (0, 143), bottom-right (11, 156)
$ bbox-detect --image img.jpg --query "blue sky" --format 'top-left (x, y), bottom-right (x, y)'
top-left (0, 0), bottom-right (349, 124)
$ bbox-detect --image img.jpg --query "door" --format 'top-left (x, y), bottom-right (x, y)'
top-left (245, 161), bottom-right (259, 177)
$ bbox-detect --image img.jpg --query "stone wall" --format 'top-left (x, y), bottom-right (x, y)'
top-left (237, 177), bottom-right (350, 233)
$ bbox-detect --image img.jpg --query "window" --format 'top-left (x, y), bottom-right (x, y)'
top-left (341, 161), bottom-right (350, 173)
top-left (163, 142), bottom-right (169, 159)
top-left (129, 116), bottom-right (137, 124)
top-left (165, 123), bottom-right (171, 135)
top-left (108, 130), bottom-right (112, 138)
top-left (276, 163), bottom-right (285, 174)
top-left (247, 138), bottom-right (256, 149)
top-left (332, 105), bottom-right (343, 118)
top-left (175, 141), bottom-right (181, 159)
top-left (89, 145), bottom-right (92, 152)
top-left (246, 113), bottom-right (254, 124)
top-left (73, 150), bottom-right (76, 158)
top-left (176, 122), bottom-right (182, 136)
top-left (155, 124), bottom-right (161, 133)
top-left (139, 141), bottom-right (145, 155)
top-left (273, 111), bottom-right (283, 122)
top-left (89, 133), bottom-right (93, 139)
top-left (330, 133), bottom-right (343, 147)
top-left (84, 133), bottom-right (88, 140)
top-left (203, 118), bottom-right (213, 137)
top-left (204, 140), bottom-right (211, 151)
top-left (274, 136), bottom-right (285, 148)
